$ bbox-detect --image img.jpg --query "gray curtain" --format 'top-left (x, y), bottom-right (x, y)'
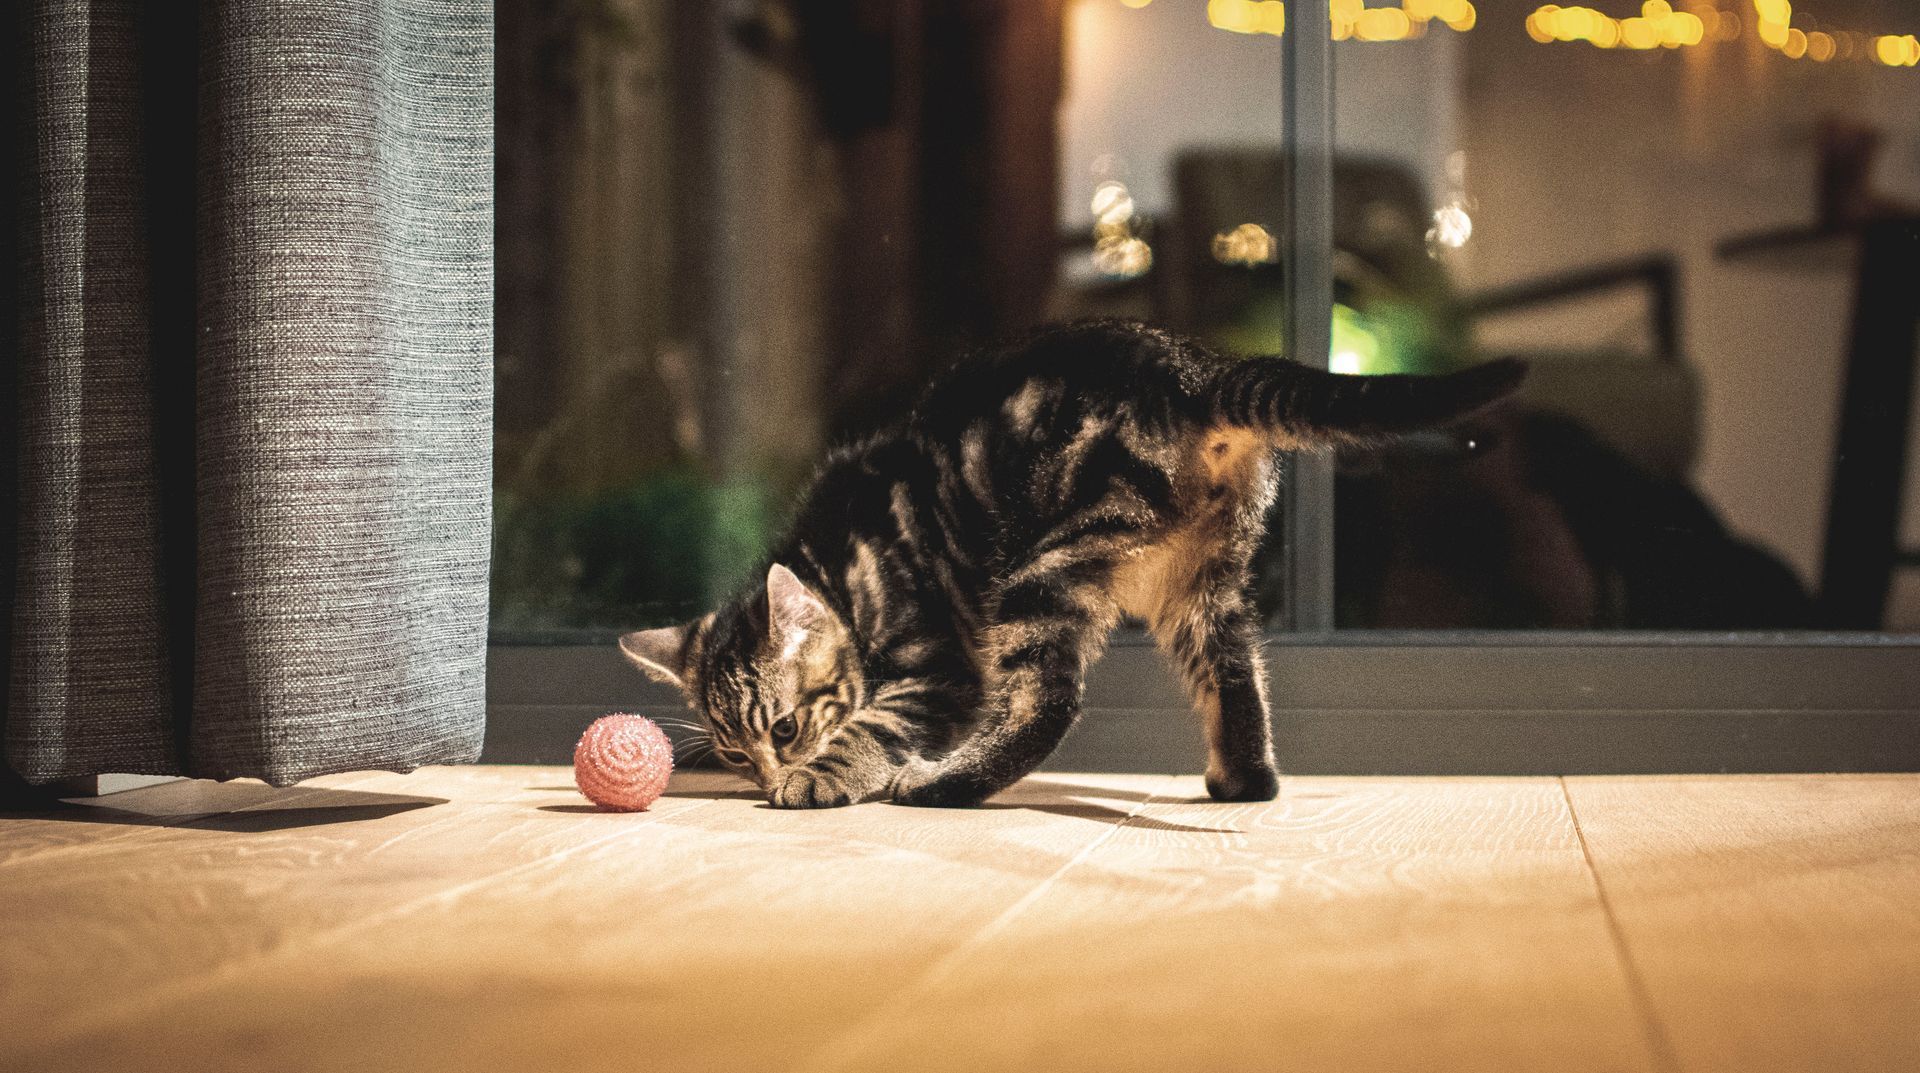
top-left (5, 1), bottom-right (493, 786)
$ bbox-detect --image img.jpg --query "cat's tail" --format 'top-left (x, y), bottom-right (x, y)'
top-left (1206, 355), bottom-right (1527, 442)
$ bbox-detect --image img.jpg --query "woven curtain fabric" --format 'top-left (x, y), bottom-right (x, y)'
top-left (5, 1), bottom-right (493, 785)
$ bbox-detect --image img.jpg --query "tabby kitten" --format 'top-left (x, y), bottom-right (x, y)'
top-left (622, 321), bottom-right (1524, 809)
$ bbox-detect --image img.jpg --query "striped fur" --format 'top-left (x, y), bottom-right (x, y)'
top-left (621, 321), bottom-right (1525, 808)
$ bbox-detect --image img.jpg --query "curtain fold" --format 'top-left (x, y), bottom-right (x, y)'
top-left (6, 0), bottom-right (493, 786)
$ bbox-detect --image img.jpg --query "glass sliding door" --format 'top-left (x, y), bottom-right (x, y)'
top-left (490, 0), bottom-right (1920, 774)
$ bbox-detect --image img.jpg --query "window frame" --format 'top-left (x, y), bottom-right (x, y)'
top-left (487, 633), bottom-right (1920, 773)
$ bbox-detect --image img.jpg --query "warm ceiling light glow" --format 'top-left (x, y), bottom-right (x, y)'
top-left (1782, 26), bottom-right (1808, 57)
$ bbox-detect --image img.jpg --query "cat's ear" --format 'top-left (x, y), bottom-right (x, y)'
top-left (767, 563), bottom-right (832, 658)
top-left (619, 621), bottom-right (700, 689)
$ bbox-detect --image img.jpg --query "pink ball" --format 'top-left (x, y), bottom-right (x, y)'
top-left (574, 713), bottom-right (674, 812)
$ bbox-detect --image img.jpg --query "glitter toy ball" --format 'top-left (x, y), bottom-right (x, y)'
top-left (573, 713), bottom-right (674, 812)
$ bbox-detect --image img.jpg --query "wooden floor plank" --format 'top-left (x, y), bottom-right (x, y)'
top-left (10, 769), bottom-right (1916, 1073)
top-left (0, 765), bottom-right (726, 1057)
top-left (812, 776), bottom-right (1660, 1073)
top-left (1565, 774), bottom-right (1920, 1073)
top-left (15, 771), bottom-right (1177, 1073)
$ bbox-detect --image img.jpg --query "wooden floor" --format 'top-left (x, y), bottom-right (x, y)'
top-left (3, 767), bottom-right (1918, 1073)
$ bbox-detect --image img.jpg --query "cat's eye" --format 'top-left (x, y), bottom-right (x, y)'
top-left (716, 748), bottom-right (749, 768)
top-left (770, 715), bottom-right (798, 745)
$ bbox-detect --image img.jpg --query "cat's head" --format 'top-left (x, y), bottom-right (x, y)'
top-left (619, 564), bottom-right (862, 790)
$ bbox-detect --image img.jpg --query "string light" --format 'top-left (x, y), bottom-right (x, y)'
top-left (1753, 0), bottom-right (1790, 47)
top-left (1525, 1), bottom-right (1912, 64)
top-left (1875, 34), bottom-right (1920, 67)
top-left (1747, 1), bottom-right (1914, 66)
top-left (1526, 3), bottom-right (1706, 50)
top-left (1208, 0), bottom-right (1287, 36)
top-left (1206, 0), bottom-right (1476, 40)
top-left (1183, 0), bottom-right (1918, 67)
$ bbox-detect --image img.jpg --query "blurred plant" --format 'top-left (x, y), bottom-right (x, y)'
top-left (1206, 293), bottom-right (1465, 376)
top-left (491, 465), bottom-right (778, 632)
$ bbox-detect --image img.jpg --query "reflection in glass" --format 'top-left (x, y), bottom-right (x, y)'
top-left (1323, 0), bottom-right (1920, 630)
top-left (495, 0), bottom-right (1920, 635)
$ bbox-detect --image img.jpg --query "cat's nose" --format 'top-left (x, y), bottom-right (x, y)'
top-left (749, 750), bottom-right (781, 787)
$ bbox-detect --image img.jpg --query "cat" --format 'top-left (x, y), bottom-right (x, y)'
top-left (620, 320), bottom-right (1525, 808)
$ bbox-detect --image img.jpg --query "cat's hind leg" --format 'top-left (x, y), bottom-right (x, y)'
top-left (1150, 551), bottom-right (1280, 803)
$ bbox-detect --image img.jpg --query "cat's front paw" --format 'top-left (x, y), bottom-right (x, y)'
top-left (768, 767), bottom-right (857, 809)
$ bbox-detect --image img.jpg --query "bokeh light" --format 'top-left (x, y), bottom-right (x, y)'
top-left (1428, 204), bottom-right (1473, 249)
top-left (1875, 34), bottom-right (1920, 66)
top-left (1212, 223), bottom-right (1280, 266)
top-left (1093, 236), bottom-right (1153, 278)
top-left (1528, 3), bottom-right (1710, 50)
top-left (1209, 0), bottom-right (1477, 40)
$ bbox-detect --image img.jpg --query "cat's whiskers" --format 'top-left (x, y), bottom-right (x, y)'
top-left (673, 735), bottom-right (716, 765)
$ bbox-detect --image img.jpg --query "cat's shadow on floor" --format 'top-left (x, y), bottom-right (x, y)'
top-left (537, 780), bottom-right (1241, 833)
top-left (970, 796), bottom-right (1241, 835)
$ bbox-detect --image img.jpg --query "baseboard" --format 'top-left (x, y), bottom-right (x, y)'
top-left (488, 636), bottom-right (1920, 775)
